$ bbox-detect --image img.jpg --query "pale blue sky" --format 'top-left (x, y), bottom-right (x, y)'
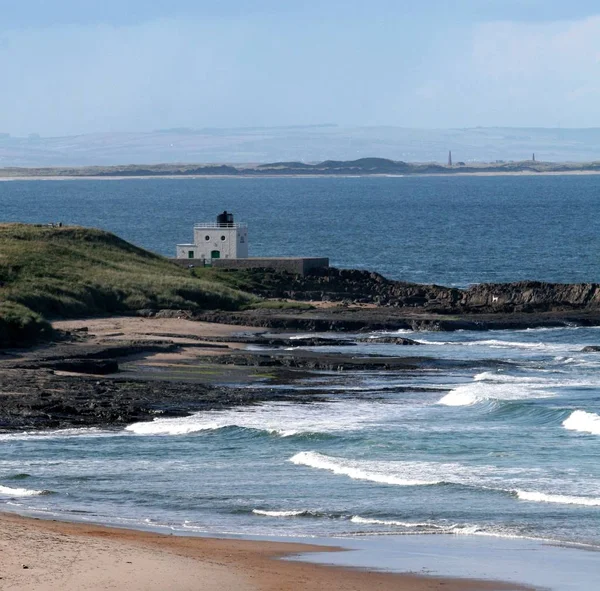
top-left (1, 1), bottom-right (600, 135)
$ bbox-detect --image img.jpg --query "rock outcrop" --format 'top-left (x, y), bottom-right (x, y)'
top-left (233, 268), bottom-right (600, 315)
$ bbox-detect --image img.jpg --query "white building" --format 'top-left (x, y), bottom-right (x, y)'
top-left (176, 211), bottom-right (248, 261)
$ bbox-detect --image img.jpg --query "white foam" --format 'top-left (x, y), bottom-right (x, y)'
top-left (371, 329), bottom-right (413, 336)
top-left (0, 427), bottom-right (110, 442)
top-left (437, 371), bottom-right (561, 407)
top-left (562, 410), bottom-right (600, 436)
top-left (472, 372), bottom-right (538, 383)
top-left (516, 490), bottom-right (600, 507)
top-left (470, 339), bottom-right (559, 350)
top-left (0, 485), bottom-right (46, 497)
top-left (413, 339), bottom-right (453, 346)
top-left (126, 400), bottom-right (407, 437)
top-left (349, 516), bottom-right (548, 542)
top-left (350, 516), bottom-right (444, 529)
top-left (415, 339), bottom-right (573, 351)
top-left (289, 451), bottom-right (457, 486)
top-left (437, 385), bottom-right (482, 406)
top-left (253, 509), bottom-right (309, 517)
top-left (288, 451), bottom-right (597, 509)
top-left (450, 524), bottom-right (548, 541)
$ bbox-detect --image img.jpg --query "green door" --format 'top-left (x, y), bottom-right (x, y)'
top-left (211, 250), bottom-right (220, 259)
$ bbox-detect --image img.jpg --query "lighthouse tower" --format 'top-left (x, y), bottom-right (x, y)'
top-left (176, 211), bottom-right (248, 261)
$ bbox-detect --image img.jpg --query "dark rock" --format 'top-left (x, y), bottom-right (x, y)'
top-left (42, 358), bottom-right (119, 375)
top-left (219, 267), bottom-right (600, 315)
top-left (0, 368), bottom-right (329, 432)
top-left (581, 346), bottom-right (600, 352)
top-left (211, 351), bottom-right (426, 371)
top-left (358, 336), bottom-right (422, 345)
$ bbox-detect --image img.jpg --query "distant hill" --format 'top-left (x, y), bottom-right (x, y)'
top-left (1, 126), bottom-right (600, 167)
top-left (2, 157), bottom-right (600, 178)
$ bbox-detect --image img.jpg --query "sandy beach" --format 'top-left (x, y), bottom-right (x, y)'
top-left (0, 512), bottom-right (532, 590)
top-left (0, 322), bottom-right (594, 591)
top-left (2, 169), bottom-right (600, 182)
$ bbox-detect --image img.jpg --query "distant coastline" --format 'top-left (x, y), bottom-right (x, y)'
top-left (2, 157), bottom-right (600, 179)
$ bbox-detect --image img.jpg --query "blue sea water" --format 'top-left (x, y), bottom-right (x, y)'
top-left (1, 174), bottom-right (600, 285)
top-left (1, 176), bottom-right (600, 587)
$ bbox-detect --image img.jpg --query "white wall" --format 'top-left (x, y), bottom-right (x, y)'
top-left (191, 227), bottom-right (248, 259)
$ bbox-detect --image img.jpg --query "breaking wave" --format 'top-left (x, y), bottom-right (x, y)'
top-left (562, 410), bottom-right (600, 435)
top-left (417, 339), bottom-right (573, 351)
top-left (289, 452), bottom-right (600, 509)
top-left (290, 451), bottom-right (453, 486)
top-left (438, 371), bottom-right (558, 407)
top-left (125, 400), bottom-right (406, 437)
top-left (350, 516), bottom-right (446, 529)
top-left (0, 427), bottom-right (110, 442)
top-left (0, 485), bottom-right (50, 497)
top-left (349, 516), bottom-right (533, 539)
top-left (252, 509), bottom-right (316, 517)
top-left (515, 490), bottom-right (600, 507)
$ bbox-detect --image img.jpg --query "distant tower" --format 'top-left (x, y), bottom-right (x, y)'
top-left (448, 150), bottom-right (453, 167)
top-left (532, 153), bottom-right (536, 162)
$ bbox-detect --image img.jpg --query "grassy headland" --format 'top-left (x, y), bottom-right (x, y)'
top-left (0, 224), bottom-right (255, 346)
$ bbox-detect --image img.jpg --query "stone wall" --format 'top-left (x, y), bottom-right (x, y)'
top-left (213, 257), bottom-right (329, 275)
top-left (171, 257), bottom-right (329, 275)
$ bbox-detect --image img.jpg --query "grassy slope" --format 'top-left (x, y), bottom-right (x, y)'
top-left (0, 224), bottom-right (256, 346)
top-left (192, 267), bottom-right (314, 309)
top-left (192, 267), bottom-right (285, 293)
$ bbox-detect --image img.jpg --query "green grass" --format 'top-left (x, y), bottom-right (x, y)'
top-left (192, 268), bottom-right (315, 310)
top-left (191, 267), bottom-right (285, 293)
top-left (0, 301), bottom-right (52, 347)
top-left (0, 224), bottom-right (257, 346)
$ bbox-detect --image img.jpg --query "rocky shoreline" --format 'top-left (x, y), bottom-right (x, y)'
top-left (0, 367), bottom-right (331, 432)
top-left (0, 310), bottom-right (557, 432)
top-left (209, 268), bottom-right (600, 315)
top-left (196, 307), bottom-right (600, 332)
top-left (5, 269), bottom-right (600, 434)
top-left (0, 328), bottom-right (442, 432)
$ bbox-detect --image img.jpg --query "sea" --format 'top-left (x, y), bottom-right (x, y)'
top-left (1, 175), bottom-right (600, 588)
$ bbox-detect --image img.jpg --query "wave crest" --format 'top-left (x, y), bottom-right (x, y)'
top-left (562, 410), bottom-right (600, 435)
top-left (289, 451), bottom-right (442, 486)
top-left (438, 372), bottom-right (554, 407)
top-left (252, 509), bottom-right (314, 517)
top-left (126, 400), bottom-right (407, 438)
top-left (0, 485), bottom-right (49, 497)
top-left (515, 490), bottom-right (600, 507)
top-left (350, 516), bottom-right (446, 529)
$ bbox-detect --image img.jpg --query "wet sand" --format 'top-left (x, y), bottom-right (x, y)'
top-left (0, 512), bottom-right (531, 590)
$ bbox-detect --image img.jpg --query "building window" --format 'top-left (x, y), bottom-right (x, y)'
top-left (205, 235), bottom-right (210, 241)
top-left (188, 250), bottom-right (194, 259)
top-left (240, 236), bottom-right (245, 243)
top-left (220, 235), bottom-right (226, 241)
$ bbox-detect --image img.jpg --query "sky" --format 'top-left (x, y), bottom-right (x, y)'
top-left (1, 1), bottom-right (600, 136)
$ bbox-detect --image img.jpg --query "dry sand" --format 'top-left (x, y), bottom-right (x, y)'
top-left (0, 513), bottom-right (533, 591)
top-left (52, 317), bottom-right (262, 368)
top-left (52, 316), bottom-right (263, 341)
